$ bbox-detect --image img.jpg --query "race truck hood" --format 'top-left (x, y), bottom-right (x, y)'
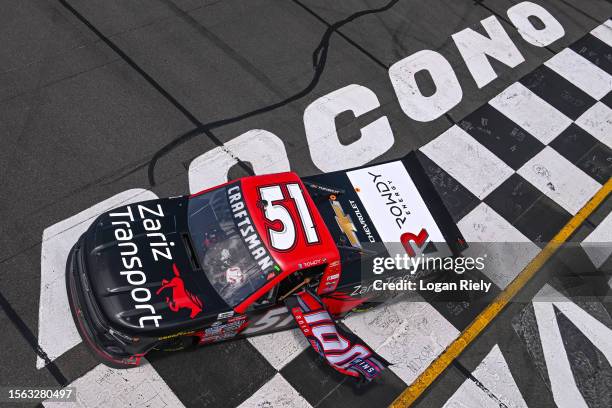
top-left (81, 197), bottom-right (231, 335)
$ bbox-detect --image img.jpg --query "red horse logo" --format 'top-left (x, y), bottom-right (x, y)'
top-left (156, 264), bottom-right (203, 318)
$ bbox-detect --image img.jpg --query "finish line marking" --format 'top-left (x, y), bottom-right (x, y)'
top-left (391, 178), bottom-right (612, 407)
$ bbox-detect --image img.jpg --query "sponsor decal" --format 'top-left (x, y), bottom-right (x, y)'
top-left (109, 203), bottom-right (175, 328)
top-left (349, 358), bottom-right (382, 379)
top-left (157, 331), bottom-right (195, 341)
top-left (348, 200), bottom-right (377, 244)
top-left (157, 263), bottom-right (203, 319)
top-left (285, 289), bottom-right (389, 381)
top-left (200, 315), bottom-right (248, 344)
top-left (319, 260), bottom-right (341, 294)
top-left (330, 199), bottom-right (362, 248)
top-left (346, 162), bottom-right (447, 258)
top-left (257, 183), bottom-right (320, 251)
top-left (227, 185), bottom-right (275, 274)
top-left (326, 273), bottom-right (340, 282)
top-left (366, 171), bottom-right (411, 229)
top-left (298, 258), bottom-right (325, 270)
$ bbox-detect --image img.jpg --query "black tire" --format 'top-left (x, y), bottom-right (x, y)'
top-left (350, 301), bottom-right (377, 313)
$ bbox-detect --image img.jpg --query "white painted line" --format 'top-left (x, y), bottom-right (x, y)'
top-left (544, 48), bottom-right (612, 100)
top-left (189, 129), bottom-right (290, 194)
top-left (542, 288), bottom-right (612, 360)
top-left (306, 84), bottom-right (394, 172)
top-left (533, 284), bottom-right (612, 408)
top-left (590, 20), bottom-right (612, 47)
top-left (443, 345), bottom-right (527, 408)
top-left (420, 125), bottom-right (513, 199)
top-left (237, 373), bottom-right (312, 408)
top-left (37, 189), bottom-right (158, 369)
top-left (582, 210), bottom-right (612, 268)
top-left (575, 102), bottom-right (612, 149)
top-left (247, 329), bottom-right (309, 371)
top-left (489, 82), bottom-right (572, 144)
top-left (517, 147), bottom-right (601, 215)
top-left (344, 296), bottom-right (459, 385)
top-left (470, 345), bottom-right (527, 408)
top-left (44, 360), bottom-right (184, 408)
top-left (443, 376), bottom-right (500, 408)
top-left (458, 203), bottom-right (539, 289)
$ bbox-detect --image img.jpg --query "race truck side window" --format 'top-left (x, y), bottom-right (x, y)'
top-left (247, 265), bottom-right (327, 312)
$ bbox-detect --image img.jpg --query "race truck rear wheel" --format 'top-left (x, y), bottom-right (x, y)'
top-left (350, 301), bottom-right (377, 313)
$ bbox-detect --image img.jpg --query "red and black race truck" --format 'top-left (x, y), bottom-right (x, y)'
top-left (67, 152), bottom-right (465, 377)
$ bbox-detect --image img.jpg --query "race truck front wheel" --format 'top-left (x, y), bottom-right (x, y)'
top-left (154, 336), bottom-right (197, 352)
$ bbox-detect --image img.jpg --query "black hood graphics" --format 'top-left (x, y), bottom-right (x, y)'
top-left (81, 196), bottom-right (231, 335)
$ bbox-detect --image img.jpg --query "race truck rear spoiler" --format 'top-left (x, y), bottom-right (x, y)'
top-left (302, 151), bottom-right (467, 261)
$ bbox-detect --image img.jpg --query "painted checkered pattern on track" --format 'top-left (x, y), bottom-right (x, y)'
top-left (38, 20), bottom-right (612, 408)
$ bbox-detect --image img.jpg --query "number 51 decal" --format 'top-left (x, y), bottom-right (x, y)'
top-left (259, 183), bottom-right (319, 251)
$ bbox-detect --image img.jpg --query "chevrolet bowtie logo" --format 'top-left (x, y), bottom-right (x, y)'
top-left (330, 200), bottom-right (361, 249)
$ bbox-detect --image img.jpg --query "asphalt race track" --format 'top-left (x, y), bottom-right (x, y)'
top-left (1, 1), bottom-right (612, 407)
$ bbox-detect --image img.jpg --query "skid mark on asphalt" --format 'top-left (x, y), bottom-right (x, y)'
top-left (145, 0), bottom-right (403, 186)
top-left (188, 130), bottom-right (290, 193)
top-left (591, 19), bottom-right (612, 45)
top-left (159, 0), bottom-right (293, 102)
top-left (53, 0), bottom-right (254, 186)
top-left (446, 345), bottom-right (526, 408)
top-left (0, 291), bottom-right (67, 386)
top-left (55, 0), bottom-right (201, 127)
top-left (37, 189), bottom-right (158, 369)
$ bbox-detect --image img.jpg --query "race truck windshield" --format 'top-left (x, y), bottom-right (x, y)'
top-left (187, 183), bottom-right (276, 307)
